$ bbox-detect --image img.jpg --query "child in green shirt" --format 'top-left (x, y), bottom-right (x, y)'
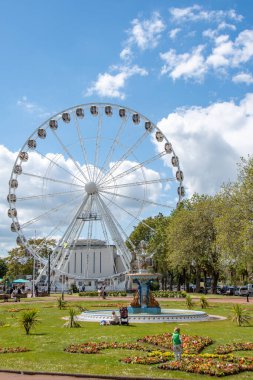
top-left (172, 327), bottom-right (182, 360)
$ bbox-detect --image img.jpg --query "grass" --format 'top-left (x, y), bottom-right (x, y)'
top-left (0, 295), bottom-right (252, 379)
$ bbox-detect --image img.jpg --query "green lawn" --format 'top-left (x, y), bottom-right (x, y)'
top-left (0, 295), bottom-right (252, 379)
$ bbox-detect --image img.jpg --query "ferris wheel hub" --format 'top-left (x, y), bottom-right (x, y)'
top-left (85, 181), bottom-right (98, 195)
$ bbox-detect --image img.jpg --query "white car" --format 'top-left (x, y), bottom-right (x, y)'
top-left (237, 286), bottom-right (248, 296)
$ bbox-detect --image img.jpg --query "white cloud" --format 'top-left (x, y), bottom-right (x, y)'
top-left (85, 65), bottom-right (148, 99)
top-left (161, 28), bottom-right (253, 81)
top-left (17, 96), bottom-right (50, 118)
top-left (169, 28), bottom-right (181, 40)
top-left (218, 21), bottom-right (236, 31)
top-left (156, 93), bottom-right (253, 197)
top-left (232, 72), bottom-right (253, 84)
top-left (160, 45), bottom-right (206, 81)
top-left (119, 47), bottom-right (133, 63)
top-left (207, 29), bottom-right (253, 69)
top-left (169, 5), bottom-right (243, 23)
top-left (127, 12), bottom-right (165, 50)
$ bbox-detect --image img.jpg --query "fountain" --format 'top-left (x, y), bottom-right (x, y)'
top-left (78, 241), bottom-right (211, 323)
top-left (127, 240), bottom-right (161, 314)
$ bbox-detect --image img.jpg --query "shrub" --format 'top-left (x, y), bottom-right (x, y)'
top-left (57, 297), bottom-right (67, 310)
top-left (64, 308), bottom-right (81, 328)
top-left (199, 296), bottom-right (209, 309)
top-left (70, 284), bottom-right (79, 293)
top-left (20, 309), bottom-right (40, 335)
top-left (185, 294), bottom-right (194, 309)
top-left (152, 290), bottom-right (184, 298)
top-left (231, 304), bottom-right (251, 326)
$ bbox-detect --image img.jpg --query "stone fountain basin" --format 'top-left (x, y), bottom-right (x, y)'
top-left (78, 308), bottom-right (209, 323)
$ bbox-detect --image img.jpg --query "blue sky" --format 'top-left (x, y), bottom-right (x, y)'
top-left (1, 0), bottom-right (253, 255)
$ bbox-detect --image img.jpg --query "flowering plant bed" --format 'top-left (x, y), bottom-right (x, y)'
top-left (65, 341), bottom-right (150, 354)
top-left (138, 332), bottom-right (213, 354)
top-left (0, 347), bottom-right (29, 354)
top-left (159, 357), bottom-right (241, 377)
top-left (65, 333), bottom-right (253, 377)
top-left (215, 342), bottom-right (253, 354)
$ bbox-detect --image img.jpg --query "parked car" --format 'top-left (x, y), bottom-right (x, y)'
top-left (237, 286), bottom-right (248, 296)
top-left (226, 286), bottom-right (237, 295)
top-left (247, 284), bottom-right (253, 295)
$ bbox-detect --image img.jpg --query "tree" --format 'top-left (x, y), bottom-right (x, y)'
top-left (6, 238), bottom-right (56, 280)
top-left (0, 258), bottom-right (8, 278)
top-left (167, 195), bottom-right (221, 293)
top-left (127, 216), bottom-right (159, 252)
top-left (147, 214), bottom-right (172, 289)
top-left (215, 156), bottom-right (253, 283)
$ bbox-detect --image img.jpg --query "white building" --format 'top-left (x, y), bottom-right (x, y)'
top-left (52, 239), bottom-right (127, 291)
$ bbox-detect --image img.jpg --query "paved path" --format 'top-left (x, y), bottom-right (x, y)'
top-left (0, 372), bottom-right (178, 380)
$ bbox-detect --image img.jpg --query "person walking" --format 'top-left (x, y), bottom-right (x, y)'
top-left (172, 327), bottom-right (183, 361)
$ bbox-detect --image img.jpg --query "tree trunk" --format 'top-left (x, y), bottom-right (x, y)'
top-left (211, 271), bottom-right (219, 294)
top-left (195, 269), bottom-right (201, 293)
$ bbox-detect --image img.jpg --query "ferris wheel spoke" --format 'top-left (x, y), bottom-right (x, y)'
top-left (97, 129), bottom-right (150, 185)
top-left (100, 192), bottom-right (156, 232)
top-left (38, 150), bottom-right (86, 186)
top-left (21, 192), bottom-right (84, 229)
top-left (73, 114), bottom-right (93, 182)
top-left (95, 114), bottom-right (130, 184)
top-left (100, 189), bottom-right (174, 209)
top-left (17, 188), bottom-right (83, 202)
top-left (51, 129), bottom-right (89, 182)
top-left (93, 113), bottom-right (103, 182)
top-left (95, 195), bottom-right (132, 268)
top-left (100, 177), bottom-right (175, 190)
top-left (96, 194), bottom-right (134, 248)
top-left (95, 206), bottom-right (110, 246)
top-left (22, 171), bottom-right (85, 189)
top-left (49, 195), bottom-right (90, 271)
top-left (100, 151), bottom-right (167, 187)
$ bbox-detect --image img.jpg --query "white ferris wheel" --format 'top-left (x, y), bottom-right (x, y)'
top-left (7, 103), bottom-right (184, 285)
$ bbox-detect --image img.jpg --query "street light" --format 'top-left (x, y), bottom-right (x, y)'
top-left (47, 248), bottom-right (52, 296)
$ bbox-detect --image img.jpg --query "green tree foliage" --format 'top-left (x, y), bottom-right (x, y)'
top-left (127, 216), bottom-right (159, 252)
top-left (215, 156), bottom-right (253, 281)
top-left (167, 195), bottom-right (221, 292)
top-left (0, 258), bottom-right (8, 278)
top-left (5, 238), bottom-right (56, 280)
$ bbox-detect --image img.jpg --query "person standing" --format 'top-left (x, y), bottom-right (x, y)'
top-left (172, 327), bottom-right (183, 361)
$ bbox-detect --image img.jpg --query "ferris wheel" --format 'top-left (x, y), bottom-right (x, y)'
top-left (7, 103), bottom-right (184, 285)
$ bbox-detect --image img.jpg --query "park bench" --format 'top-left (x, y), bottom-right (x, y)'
top-left (0, 294), bottom-right (11, 302)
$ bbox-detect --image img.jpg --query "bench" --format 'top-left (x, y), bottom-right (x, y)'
top-left (0, 294), bottom-right (11, 302)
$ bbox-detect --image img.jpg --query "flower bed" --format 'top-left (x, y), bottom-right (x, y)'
top-left (152, 290), bottom-right (184, 298)
top-left (64, 334), bottom-right (253, 377)
top-left (65, 341), bottom-right (150, 354)
top-left (0, 347), bottom-right (29, 354)
top-left (215, 342), bottom-right (253, 354)
top-left (138, 333), bottom-right (213, 354)
top-left (159, 357), bottom-right (241, 377)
